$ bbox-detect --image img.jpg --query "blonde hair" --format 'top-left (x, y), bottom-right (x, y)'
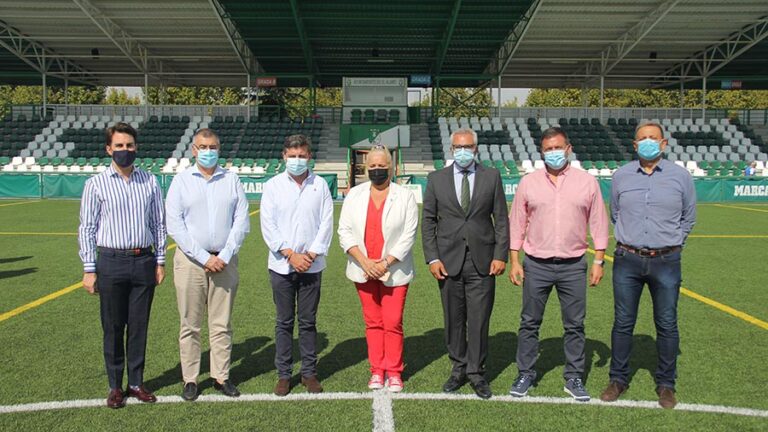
top-left (366, 146), bottom-right (394, 176)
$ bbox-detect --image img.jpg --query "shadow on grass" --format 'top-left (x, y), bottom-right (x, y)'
top-left (533, 337), bottom-right (611, 385)
top-left (402, 328), bottom-right (445, 381)
top-left (144, 335), bottom-right (271, 392)
top-left (317, 335), bottom-right (366, 382)
top-left (0, 268), bottom-right (37, 280)
top-left (0, 256), bottom-right (32, 264)
top-left (628, 334), bottom-right (664, 385)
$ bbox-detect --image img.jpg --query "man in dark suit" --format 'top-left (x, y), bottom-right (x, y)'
top-left (422, 128), bottom-right (509, 399)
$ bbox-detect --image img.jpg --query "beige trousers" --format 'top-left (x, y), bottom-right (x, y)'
top-left (174, 251), bottom-right (239, 383)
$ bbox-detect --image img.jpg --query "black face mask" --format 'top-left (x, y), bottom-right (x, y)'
top-left (368, 168), bottom-right (390, 185)
top-left (112, 150), bottom-right (136, 168)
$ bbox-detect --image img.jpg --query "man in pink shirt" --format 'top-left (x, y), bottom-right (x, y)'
top-left (507, 127), bottom-right (609, 401)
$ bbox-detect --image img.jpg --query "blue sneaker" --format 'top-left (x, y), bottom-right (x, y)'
top-left (564, 378), bottom-right (590, 401)
top-left (509, 374), bottom-right (533, 397)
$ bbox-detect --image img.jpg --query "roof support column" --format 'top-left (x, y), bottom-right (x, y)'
top-left (64, 79), bottom-right (69, 106)
top-left (144, 73), bottom-right (149, 119)
top-left (41, 70), bottom-right (47, 117)
top-left (246, 73), bottom-right (251, 122)
top-left (701, 74), bottom-right (707, 122)
top-left (679, 79), bottom-right (684, 119)
top-left (599, 75), bottom-right (605, 123)
top-left (497, 74), bottom-right (502, 118)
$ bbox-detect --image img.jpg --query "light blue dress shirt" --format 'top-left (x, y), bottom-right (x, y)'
top-left (166, 165), bottom-right (250, 265)
top-left (611, 159), bottom-right (696, 249)
top-left (260, 171), bottom-right (334, 275)
top-left (452, 161), bottom-right (476, 203)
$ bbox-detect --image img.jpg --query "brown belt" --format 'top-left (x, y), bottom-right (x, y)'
top-left (617, 243), bottom-right (681, 258)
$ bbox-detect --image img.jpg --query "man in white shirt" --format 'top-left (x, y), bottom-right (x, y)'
top-left (166, 128), bottom-right (250, 401)
top-left (260, 134), bottom-right (334, 396)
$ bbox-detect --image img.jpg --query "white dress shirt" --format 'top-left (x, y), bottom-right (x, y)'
top-left (260, 171), bottom-right (334, 275)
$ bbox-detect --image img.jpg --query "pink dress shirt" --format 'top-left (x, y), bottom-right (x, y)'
top-left (509, 164), bottom-right (609, 259)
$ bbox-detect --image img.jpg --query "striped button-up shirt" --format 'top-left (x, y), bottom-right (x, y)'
top-left (78, 165), bottom-right (167, 272)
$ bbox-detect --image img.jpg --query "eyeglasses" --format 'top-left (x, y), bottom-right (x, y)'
top-left (371, 145), bottom-right (386, 150)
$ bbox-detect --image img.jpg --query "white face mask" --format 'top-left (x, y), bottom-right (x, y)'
top-left (285, 157), bottom-right (308, 176)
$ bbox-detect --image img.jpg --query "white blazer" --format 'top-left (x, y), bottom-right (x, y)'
top-left (338, 181), bottom-right (419, 286)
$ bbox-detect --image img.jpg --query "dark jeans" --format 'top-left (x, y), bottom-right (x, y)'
top-left (517, 255), bottom-right (587, 381)
top-left (610, 247), bottom-right (682, 389)
top-left (269, 270), bottom-right (322, 379)
top-left (96, 250), bottom-right (156, 390)
top-left (439, 248), bottom-right (495, 383)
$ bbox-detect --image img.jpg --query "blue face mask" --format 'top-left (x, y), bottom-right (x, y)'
top-left (285, 157), bottom-right (309, 176)
top-left (637, 138), bottom-right (662, 161)
top-left (453, 148), bottom-right (475, 168)
top-left (543, 149), bottom-right (567, 170)
top-left (196, 149), bottom-right (219, 169)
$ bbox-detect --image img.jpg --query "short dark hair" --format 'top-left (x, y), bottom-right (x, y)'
top-left (540, 126), bottom-right (570, 146)
top-left (106, 122), bottom-right (137, 146)
top-left (193, 128), bottom-right (220, 145)
top-left (634, 121), bottom-right (665, 139)
top-left (283, 134), bottom-right (311, 152)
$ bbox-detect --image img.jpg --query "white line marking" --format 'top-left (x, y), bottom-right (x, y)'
top-left (372, 390), bottom-right (395, 432)
top-left (0, 392), bottom-right (766, 419)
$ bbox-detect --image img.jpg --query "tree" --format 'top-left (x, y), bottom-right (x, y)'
top-left (143, 86), bottom-right (245, 105)
top-left (411, 87), bottom-right (494, 117)
top-left (105, 88), bottom-right (141, 105)
top-left (525, 88), bottom-right (768, 109)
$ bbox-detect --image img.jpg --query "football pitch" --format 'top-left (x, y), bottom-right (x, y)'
top-left (0, 200), bottom-right (766, 431)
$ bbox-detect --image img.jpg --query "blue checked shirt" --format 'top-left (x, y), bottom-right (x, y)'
top-left (78, 165), bottom-right (167, 272)
top-left (165, 165), bottom-right (250, 266)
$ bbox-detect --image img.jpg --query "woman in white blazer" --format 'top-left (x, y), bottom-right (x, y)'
top-left (338, 146), bottom-right (419, 393)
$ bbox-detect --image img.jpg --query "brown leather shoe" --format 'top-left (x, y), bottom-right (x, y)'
top-left (274, 378), bottom-right (291, 397)
top-left (301, 375), bottom-right (324, 393)
top-left (599, 381), bottom-right (628, 402)
top-left (127, 385), bottom-right (157, 403)
top-left (657, 386), bottom-right (677, 409)
top-left (106, 388), bottom-right (126, 409)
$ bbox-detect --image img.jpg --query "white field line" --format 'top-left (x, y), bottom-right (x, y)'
top-left (1, 392), bottom-right (767, 419)
top-left (372, 390), bottom-right (395, 432)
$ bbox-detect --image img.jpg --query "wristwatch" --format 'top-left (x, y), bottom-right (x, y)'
top-left (593, 259), bottom-right (605, 266)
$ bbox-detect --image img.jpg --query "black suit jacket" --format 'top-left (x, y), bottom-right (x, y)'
top-left (421, 163), bottom-right (509, 277)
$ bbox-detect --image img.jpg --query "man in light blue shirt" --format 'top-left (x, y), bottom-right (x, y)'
top-left (166, 128), bottom-right (250, 401)
top-left (601, 121), bottom-right (696, 410)
top-left (260, 134), bottom-right (333, 396)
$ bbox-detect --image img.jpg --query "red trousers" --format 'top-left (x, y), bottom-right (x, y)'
top-left (355, 280), bottom-right (408, 377)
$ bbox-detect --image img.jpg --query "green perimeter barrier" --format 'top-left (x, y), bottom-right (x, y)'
top-left (0, 173), bottom-right (338, 201)
top-left (398, 175), bottom-right (768, 203)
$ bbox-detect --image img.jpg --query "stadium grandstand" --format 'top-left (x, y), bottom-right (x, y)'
top-left (1, 0), bottom-right (768, 195)
top-left (2, 2), bottom-right (768, 430)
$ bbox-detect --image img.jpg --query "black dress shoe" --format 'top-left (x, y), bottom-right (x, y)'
top-left (442, 375), bottom-right (468, 393)
top-left (470, 379), bottom-right (493, 399)
top-left (182, 382), bottom-right (198, 401)
top-left (214, 380), bottom-right (240, 397)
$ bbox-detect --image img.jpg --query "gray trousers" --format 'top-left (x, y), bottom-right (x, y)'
top-left (439, 248), bottom-right (495, 383)
top-left (516, 255), bottom-right (587, 381)
top-left (269, 270), bottom-right (322, 379)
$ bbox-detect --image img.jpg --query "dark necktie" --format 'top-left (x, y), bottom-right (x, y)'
top-left (461, 170), bottom-right (470, 214)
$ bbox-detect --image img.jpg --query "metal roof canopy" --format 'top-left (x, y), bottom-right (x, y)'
top-left (0, 0), bottom-right (766, 90)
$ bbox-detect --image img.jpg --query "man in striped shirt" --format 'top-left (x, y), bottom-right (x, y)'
top-left (78, 122), bottom-right (167, 409)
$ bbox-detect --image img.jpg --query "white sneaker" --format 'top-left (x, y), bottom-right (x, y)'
top-left (368, 374), bottom-right (385, 390)
top-left (387, 376), bottom-right (403, 393)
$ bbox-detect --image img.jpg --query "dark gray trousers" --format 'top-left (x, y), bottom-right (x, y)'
top-left (269, 270), bottom-right (322, 379)
top-left (439, 248), bottom-right (495, 383)
top-left (516, 255), bottom-right (587, 381)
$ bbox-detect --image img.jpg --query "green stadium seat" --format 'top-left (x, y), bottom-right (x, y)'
top-left (581, 161), bottom-right (593, 170)
top-left (65, 157), bottom-right (75, 167)
top-left (76, 157), bottom-right (87, 167)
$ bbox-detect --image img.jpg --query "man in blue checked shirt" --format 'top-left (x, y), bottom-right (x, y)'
top-left (260, 134), bottom-right (333, 397)
top-left (78, 122), bottom-right (167, 409)
top-left (166, 128), bottom-right (250, 402)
